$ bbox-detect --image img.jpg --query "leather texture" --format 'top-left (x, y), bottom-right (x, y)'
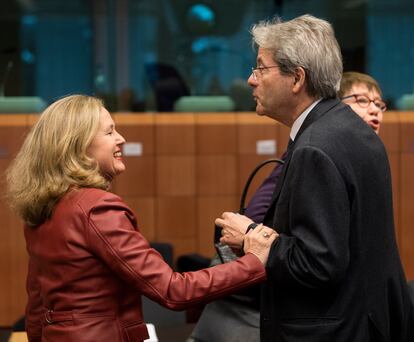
top-left (24, 188), bottom-right (266, 342)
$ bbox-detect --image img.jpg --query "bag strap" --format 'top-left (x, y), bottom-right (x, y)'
top-left (239, 158), bottom-right (284, 214)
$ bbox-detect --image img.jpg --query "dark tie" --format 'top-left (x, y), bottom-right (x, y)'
top-left (261, 138), bottom-right (294, 220)
top-left (286, 138), bottom-right (294, 157)
top-left (278, 138), bottom-right (294, 162)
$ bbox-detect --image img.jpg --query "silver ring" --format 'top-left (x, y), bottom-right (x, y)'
top-left (263, 232), bottom-right (270, 238)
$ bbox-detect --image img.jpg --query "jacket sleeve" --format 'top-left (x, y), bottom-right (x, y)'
top-left (25, 257), bottom-right (43, 342)
top-left (85, 193), bottom-right (266, 310)
top-left (267, 146), bottom-right (350, 289)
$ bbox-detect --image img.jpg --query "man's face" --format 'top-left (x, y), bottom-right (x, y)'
top-left (247, 48), bottom-right (294, 123)
top-left (342, 83), bottom-right (385, 134)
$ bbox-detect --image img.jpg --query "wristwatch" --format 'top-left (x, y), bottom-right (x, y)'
top-left (246, 222), bottom-right (258, 233)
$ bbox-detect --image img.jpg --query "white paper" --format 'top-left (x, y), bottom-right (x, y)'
top-left (123, 142), bottom-right (143, 156)
top-left (144, 323), bottom-right (159, 342)
top-left (256, 139), bottom-right (276, 155)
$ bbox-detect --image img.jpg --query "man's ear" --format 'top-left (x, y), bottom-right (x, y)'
top-left (292, 67), bottom-right (306, 94)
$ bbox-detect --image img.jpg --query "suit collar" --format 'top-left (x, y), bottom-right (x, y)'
top-left (263, 97), bottom-right (341, 225)
top-left (290, 98), bottom-right (322, 141)
top-left (295, 97), bottom-right (340, 141)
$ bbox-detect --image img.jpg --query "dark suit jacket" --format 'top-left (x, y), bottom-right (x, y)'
top-left (261, 98), bottom-right (414, 342)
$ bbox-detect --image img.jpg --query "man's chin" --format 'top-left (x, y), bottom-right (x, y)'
top-left (255, 104), bottom-right (266, 116)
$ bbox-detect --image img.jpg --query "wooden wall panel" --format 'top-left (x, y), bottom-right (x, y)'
top-left (115, 115), bottom-right (155, 154)
top-left (196, 196), bottom-right (239, 257)
top-left (0, 198), bottom-right (13, 325)
top-left (155, 115), bottom-right (195, 155)
top-left (124, 196), bottom-right (156, 241)
top-left (155, 197), bottom-right (197, 240)
top-left (8, 213), bottom-right (28, 324)
top-left (196, 155), bottom-right (237, 196)
top-left (399, 113), bottom-right (414, 279)
top-left (277, 124), bottom-right (291, 156)
top-left (0, 119), bottom-right (30, 326)
top-left (236, 114), bottom-right (278, 154)
top-left (380, 112), bottom-right (400, 153)
top-left (236, 115), bottom-right (280, 204)
top-left (380, 112), bottom-right (401, 247)
top-left (156, 156), bottom-right (196, 196)
top-left (115, 156), bottom-right (155, 196)
top-left (1, 112), bottom-right (414, 326)
top-left (195, 114), bottom-right (237, 155)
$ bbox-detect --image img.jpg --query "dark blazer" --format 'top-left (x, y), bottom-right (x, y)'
top-left (261, 98), bottom-right (414, 342)
top-left (24, 188), bottom-right (266, 342)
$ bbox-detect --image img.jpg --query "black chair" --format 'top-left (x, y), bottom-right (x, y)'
top-left (143, 242), bottom-right (187, 329)
top-left (0, 316), bottom-right (25, 342)
top-left (150, 242), bottom-right (174, 268)
top-left (176, 254), bottom-right (210, 273)
top-left (408, 280), bottom-right (414, 305)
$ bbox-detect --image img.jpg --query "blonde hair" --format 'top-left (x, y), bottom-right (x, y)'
top-left (6, 94), bottom-right (110, 227)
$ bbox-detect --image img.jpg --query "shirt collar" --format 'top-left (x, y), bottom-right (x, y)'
top-left (290, 98), bottom-right (322, 141)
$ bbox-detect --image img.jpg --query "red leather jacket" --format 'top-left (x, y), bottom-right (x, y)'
top-left (24, 188), bottom-right (266, 342)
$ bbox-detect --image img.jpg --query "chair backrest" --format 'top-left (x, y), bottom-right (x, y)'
top-left (149, 242), bottom-right (174, 268)
top-left (408, 280), bottom-right (414, 305)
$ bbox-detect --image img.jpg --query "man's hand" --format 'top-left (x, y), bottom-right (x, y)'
top-left (215, 212), bottom-right (253, 249)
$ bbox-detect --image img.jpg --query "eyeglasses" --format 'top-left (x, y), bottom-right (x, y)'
top-left (342, 94), bottom-right (387, 112)
top-left (251, 65), bottom-right (279, 81)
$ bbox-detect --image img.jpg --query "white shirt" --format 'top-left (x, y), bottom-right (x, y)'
top-left (290, 99), bottom-right (322, 141)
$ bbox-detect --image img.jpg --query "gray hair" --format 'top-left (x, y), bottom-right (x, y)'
top-left (251, 14), bottom-right (343, 98)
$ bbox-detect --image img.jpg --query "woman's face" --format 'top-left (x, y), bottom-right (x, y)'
top-left (341, 83), bottom-right (384, 134)
top-left (87, 108), bottom-right (126, 180)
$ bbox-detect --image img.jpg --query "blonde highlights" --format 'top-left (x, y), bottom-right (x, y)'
top-left (6, 95), bottom-right (109, 226)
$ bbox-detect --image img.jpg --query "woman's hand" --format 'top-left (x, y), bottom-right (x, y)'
top-left (243, 224), bottom-right (278, 265)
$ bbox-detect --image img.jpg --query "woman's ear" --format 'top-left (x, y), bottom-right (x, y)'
top-left (292, 67), bottom-right (306, 94)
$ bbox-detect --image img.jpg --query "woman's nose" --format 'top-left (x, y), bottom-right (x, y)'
top-left (368, 102), bottom-right (380, 115)
top-left (116, 131), bottom-right (126, 144)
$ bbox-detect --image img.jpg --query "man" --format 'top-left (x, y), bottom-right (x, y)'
top-left (191, 70), bottom-right (388, 341)
top-left (217, 15), bottom-right (414, 341)
top-left (339, 71), bottom-right (385, 134)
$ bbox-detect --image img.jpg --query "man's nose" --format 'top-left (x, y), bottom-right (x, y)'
top-left (247, 73), bottom-right (257, 87)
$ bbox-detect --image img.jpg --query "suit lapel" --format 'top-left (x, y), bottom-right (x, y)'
top-left (263, 98), bottom-right (341, 225)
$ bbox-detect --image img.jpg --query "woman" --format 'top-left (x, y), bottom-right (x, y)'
top-left (339, 71), bottom-right (386, 134)
top-left (6, 95), bottom-right (276, 342)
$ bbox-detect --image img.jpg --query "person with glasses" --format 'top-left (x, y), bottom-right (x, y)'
top-left (217, 14), bottom-right (414, 342)
top-left (339, 71), bottom-right (386, 134)
top-left (190, 71), bottom-right (391, 342)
